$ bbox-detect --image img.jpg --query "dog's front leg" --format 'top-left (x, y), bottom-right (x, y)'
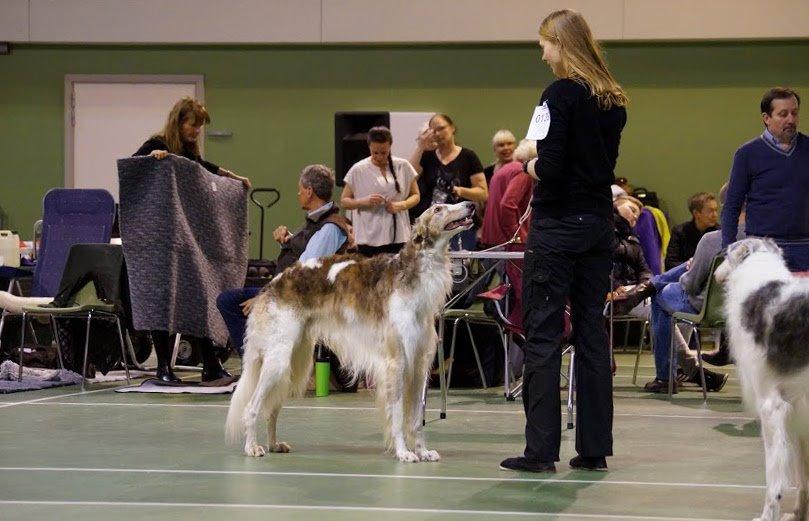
top-left (410, 352), bottom-right (439, 462)
top-left (267, 405), bottom-right (292, 453)
top-left (755, 395), bottom-right (794, 521)
top-left (782, 437), bottom-right (809, 521)
top-left (386, 361), bottom-right (419, 463)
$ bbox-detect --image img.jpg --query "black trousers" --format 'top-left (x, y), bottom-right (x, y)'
top-left (521, 214), bottom-right (614, 462)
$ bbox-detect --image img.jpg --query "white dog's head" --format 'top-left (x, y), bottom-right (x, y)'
top-left (411, 202), bottom-right (475, 248)
top-left (715, 237), bottom-right (783, 283)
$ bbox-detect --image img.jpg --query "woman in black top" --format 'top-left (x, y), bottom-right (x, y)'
top-left (408, 114), bottom-right (487, 250)
top-left (500, 9), bottom-right (628, 473)
top-left (134, 97), bottom-right (251, 188)
top-left (133, 97), bottom-right (250, 383)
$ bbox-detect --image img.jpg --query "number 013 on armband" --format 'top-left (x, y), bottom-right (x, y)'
top-left (526, 101), bottom-right (551, 141)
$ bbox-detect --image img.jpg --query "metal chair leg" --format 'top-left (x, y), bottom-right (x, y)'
top-left (114, 316), bottom-right (131, 385)
top-left (0, 311), bottom-right (6, 360)
top-left (81, 312), bottom-right (92, 392)
top-left (49, 315), bottom-right (65, 371)
top-left (437, 316), bottom-right (447, 420)
top-left (632, 320), bottom-right (648, 385)
top-left (693, 325), bottom-right (708, 402)
top-left (463, 320), bottom-right (487, 389)
top-left (18, 311), bottom-right (27, 381)
top-left (668, 317), bottom-right (677, 398)
top-left (446, 318), bottom-right (462, 390)
top-left (567, 346), bottom-right (575, 430)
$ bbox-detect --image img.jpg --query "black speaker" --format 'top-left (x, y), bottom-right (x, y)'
top-left (334, 112), bottom-right (390, 186)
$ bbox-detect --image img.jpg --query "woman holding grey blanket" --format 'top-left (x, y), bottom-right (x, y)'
top-left (134, 97), bottom-right (251, 189)
top-left (133, 97), bottom-right (244, 383)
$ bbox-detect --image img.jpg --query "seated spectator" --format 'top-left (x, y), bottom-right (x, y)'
top-left (609, 196), bottom-right (654, 318)
top-left (217, 164), bottom-right (352, 355)
top-left (482, 129), bottom-right (517, 185)
top-left (340, 126), bottom-right (420, 256)
top-left (665, 192), bottom-right (719, 270)
top-left (479, 139), bottom-right (537, 329)
top-left (644, 185), bottom-right (739, 394)
top-left (479, 139), bottom-right (536, 249)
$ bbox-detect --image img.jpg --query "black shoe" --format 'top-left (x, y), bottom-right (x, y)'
top-left (643, 378), bottom-right (677, 394)
top-left (702, 348), bottom-right (732, 367)
top-left (201, 365), bottom-right (232, 382)
top-left (155, 365), bottom-right (182, 383)
top-left (569, 455), bottom-right (608, 471)
top-left (499, 457), bottom-right (556, 473)
top-left (704, 370), bottom-right (729, 392)
top-left (684, 369), bottom-right (728, 392)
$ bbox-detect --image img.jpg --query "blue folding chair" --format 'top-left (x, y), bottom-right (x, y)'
top-left (0, 189), bottom-right (115, 362)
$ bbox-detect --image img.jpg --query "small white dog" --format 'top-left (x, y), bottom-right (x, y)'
top-left (226, 202), bottom-right (475, 462)
top-left (716, 238), bottom-right (809, 521)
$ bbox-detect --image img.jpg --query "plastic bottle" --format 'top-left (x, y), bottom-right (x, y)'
top-left (0, 230), bottom-right (20, 267)
top-left (315, 344), bottom-right (330, 397)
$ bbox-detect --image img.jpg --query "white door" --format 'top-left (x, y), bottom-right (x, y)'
top-left (65, 75), bottom-right (203, 200)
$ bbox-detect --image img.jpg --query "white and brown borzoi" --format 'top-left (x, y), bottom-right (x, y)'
top-left (716, 238), bottom-right (809, 521)
top-left (226, 202), bottom-right (475, 462)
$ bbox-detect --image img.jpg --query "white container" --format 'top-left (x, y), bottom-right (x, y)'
top-left (0, 230), bottom-right (21, 267)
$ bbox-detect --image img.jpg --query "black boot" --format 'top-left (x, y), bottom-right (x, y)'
top-left (701, 340), bottom-right (732, 367)
top-left (200, 338), bottom-right (232, 382)
top-left (151, 331), bottom-right (181, 383)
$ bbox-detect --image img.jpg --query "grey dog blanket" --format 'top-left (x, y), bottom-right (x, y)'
top-left (117, 155), bottom-right (247, 346)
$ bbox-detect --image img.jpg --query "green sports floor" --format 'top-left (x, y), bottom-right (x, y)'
top-left (0, 353), bottom-right (774, 521)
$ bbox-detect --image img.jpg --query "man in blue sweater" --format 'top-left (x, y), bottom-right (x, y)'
top-left (722, 87), bottom-right (809, 271)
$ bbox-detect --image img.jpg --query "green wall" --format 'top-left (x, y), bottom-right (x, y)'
top-left (1, 41), bottom-right (808, 258)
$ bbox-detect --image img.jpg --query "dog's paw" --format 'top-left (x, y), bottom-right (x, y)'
top-left (396, 450), bottom-right (420, 463)
top-left (244, 443), bottom-right (267, 457)
top-left (270, 441), bottom-right (292, 453)
top-left (417, 449), bottom-right (441, 462)
top-left (780, 513), bottom-right (800, 521)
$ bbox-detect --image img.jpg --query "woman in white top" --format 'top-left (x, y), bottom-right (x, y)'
top-left (341, 126), bottom-right (420, 256)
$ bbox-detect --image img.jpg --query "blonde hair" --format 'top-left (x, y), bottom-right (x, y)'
top-left (513, 139), bottom-right (538, 162)
top-left (539, 9), bottom-right (628, 110)
top-left (491, 129), bottom-right (516, 147)
top-left (156, 97), bottom-right (210, 157)
top-left (614, 195), bottom-right (643, 213)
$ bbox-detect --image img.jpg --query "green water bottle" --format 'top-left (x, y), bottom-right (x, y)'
top-left (315, 344), bottom-right (330, 397)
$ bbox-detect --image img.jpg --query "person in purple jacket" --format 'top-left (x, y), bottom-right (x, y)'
top-left (721, 87), bottom-right (808, 271)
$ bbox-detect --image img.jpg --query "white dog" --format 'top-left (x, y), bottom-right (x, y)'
top-left (716, 238), bottom-right (809, 521)
top-left (226, 202), bottom-right (475, 462)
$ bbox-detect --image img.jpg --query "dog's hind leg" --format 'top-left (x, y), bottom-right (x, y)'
top-left (755, 393), bottom-right (794, 521)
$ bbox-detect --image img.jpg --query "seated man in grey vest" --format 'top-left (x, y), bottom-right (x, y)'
top-left (217, 164), bottom-right (352, 357)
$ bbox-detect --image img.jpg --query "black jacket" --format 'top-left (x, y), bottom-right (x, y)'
top-left (665, 219), bottom-right (718, 270)
top-left (134, 137), bottom-right (220, 175)
top-left (532, 79), bottom-right (627, 220)
top-left (612, 210), bottom-right (652, 289)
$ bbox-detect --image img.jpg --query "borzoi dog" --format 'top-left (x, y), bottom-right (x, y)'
top-left (716, 238), bottom-right (809, 521)
top-left (226, 201), bottom-right (475, 462)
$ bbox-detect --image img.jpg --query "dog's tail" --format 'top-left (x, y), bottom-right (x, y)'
top-left (225, 350), bottom-right (262, 446)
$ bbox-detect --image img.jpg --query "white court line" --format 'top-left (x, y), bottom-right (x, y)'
top-left (0, 500), bottom-right (746, 520)
top-left (0, 386), bottom-right (118, 409)
top-left (0, 401), bottom-right (754, 421)
top-left (0, 466), bottom-right (766, 490)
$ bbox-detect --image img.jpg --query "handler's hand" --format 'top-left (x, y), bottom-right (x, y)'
top-left (149, 150), bottom-right (169, 160)
top-left (240, 297), bottom-right (257, 316)
top-left (366, 194), bottom-right (386, 208)
top-left (273, 225), bottom-right (291, 244)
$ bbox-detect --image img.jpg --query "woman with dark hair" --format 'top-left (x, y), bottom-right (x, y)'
top-left (341, 126), bottom-right (420, 256)
top-left (133, 97), bottom-right (248, 383)
top-left (500, 9), bottom-right (628, 473)
top-left (408, 114), bottom-right (487, 250)
top-left (134, 97), bottom-right (251, 189)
